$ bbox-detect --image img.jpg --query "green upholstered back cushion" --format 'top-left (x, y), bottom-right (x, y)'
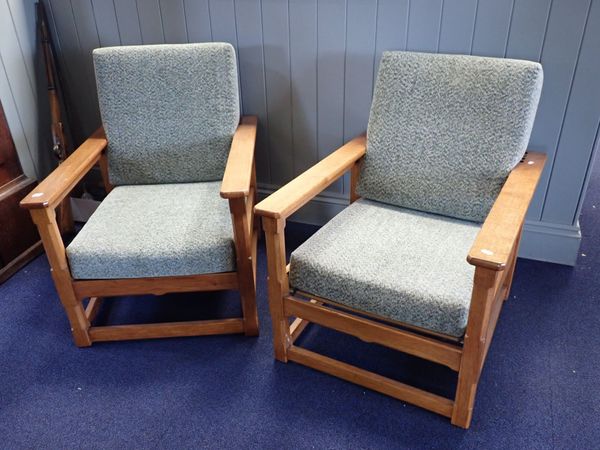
top-left (93, 43), bottom-right (239, 185)
top-left (357, 51), bottom-right (543, 222)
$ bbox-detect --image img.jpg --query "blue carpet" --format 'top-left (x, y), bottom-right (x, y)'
top-left (1, 171), bottom-right (599, 449)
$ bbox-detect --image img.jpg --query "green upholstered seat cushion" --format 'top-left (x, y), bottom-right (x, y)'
top-left (93, 43), bottom-right (240, 186)
top-left (289, 199), bottom-right (481, 337)
top-left (66, 182), bottom-right (235, 280)
top-left (357, 51), bottom-right (543, 222)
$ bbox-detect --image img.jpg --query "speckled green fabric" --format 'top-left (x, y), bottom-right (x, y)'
top-left (357, 51), bottom-right (543, 222)
top-left (66, 182), bottom-right (235, 279)
top-left (93, 43), bottom-right (240, 185)
top-left (289, 199), bottom-right (481, 337)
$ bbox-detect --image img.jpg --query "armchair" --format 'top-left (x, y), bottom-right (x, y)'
top-left (21, 43), bottom-right (259, 346)
top-left (255, 51), bottom-right (545, 428)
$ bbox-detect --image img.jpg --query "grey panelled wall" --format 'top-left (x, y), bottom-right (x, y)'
top-left (42, 0), bottom-right (600, 266)
top-left (0, 0), bottom-right (52, 179)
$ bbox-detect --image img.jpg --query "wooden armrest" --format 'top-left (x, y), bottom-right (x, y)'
top-left (220, 116), bottom-right (258, 199)
top-left (20, 127), bottom-right (107, 210)
top-left (255, 135), bottom-right (366, 220)
top-left (468, 151), bottom-right (547, 270)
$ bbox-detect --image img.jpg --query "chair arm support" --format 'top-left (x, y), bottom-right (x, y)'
top-left (468, 151), bottom-right (546, 271)
top-left (255, 134), bottom-right (366, 220)
top-left (220, 116), bottom-right (258, 199)
top-left (20, 127), bottom-right (107, 210)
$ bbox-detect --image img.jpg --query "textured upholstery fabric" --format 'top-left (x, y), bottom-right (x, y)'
top-left (357, 51), bottom-right (543, 222)
top-left (93, 43), bottom-right (240, 185)
top-left (67, 182), bottom-right (235, 279)
top-left (289, 199), bottom-right (481, 337)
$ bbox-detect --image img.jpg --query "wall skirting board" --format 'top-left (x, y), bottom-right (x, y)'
top-left (520, 220), bottom-right (581, 266)
top-left (258, 187), bottom-right (582, 267)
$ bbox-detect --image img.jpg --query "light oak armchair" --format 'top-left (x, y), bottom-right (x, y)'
top-left (21, 43), bottom-right (259, 347)
top-left (255, 51), bottom-right (545, 428)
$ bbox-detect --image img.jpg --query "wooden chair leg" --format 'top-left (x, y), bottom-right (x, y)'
top-left (240, 281), bottom-right (259, 336)
top-left (229, 197), bottom-right (259, 336)
top-left (452, 267), bottom-right (498, 428)
top-left (263, 217), bottom-right (291, 362)
top-left (30, 208), bottom-right (91, 347)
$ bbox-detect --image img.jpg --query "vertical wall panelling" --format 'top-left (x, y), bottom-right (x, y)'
top-left (261, 0), bottom-right (293, 186)
top-left (504, 0), bottom-right (551, 61)
top-left (316, 0), bottom-right (346, 195)
top-left (471, 0), bottom-right (515, 57)
top-left (207, 0), bottom-right (237, 46)
top-left (0, 0), bottom-right (55, 179)
top-left (343, 0), bottom-right (377, 143)
top-left (406, 0), bottom-right (443, 53)
top-left (184, 0), bottom-right (212, 43)
top-left (137, 0), bottom-right (165, 44)
top-left (342, 0), bottom-right (377, 193)
top-left (288, 0), bottom-right (318, 177)
top-left (91, 0), bottom-right (121, 47)
top-left (6, 0), bottom-right (38, 91)
top-left (0, 0), bottom-right (39, 178)
top-left (43, 0), bottom-right (600, 265)
top-left (0, 56), bottom-right (36, 178)
top-left (542, 0), bottom-right (600, 225)
top-left (437, 0), bottom-right (478, 54)
top-left (234, 0), bottom-right (270, 183)
top-left (70, 1), bottom-right (102, 136)
top-left (527, 0), bottom-right (591, 220)
top-left (47, 0), bottom-right (88, 143)
top-left (340, 0), bottom-right (377, 193)
top-left (373, 0), bottom-right (409, 81)
top-left (159, 0), bottom-right (188, 44)
top-left (113, 0), bottom-right (142, 45)
top-left (206, 0), bottom-right (243, 111)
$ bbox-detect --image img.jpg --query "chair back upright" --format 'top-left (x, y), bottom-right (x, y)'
top-left (93, 43), bottom-right (240, 186)
top-left (358, 51), bottom-right (543, 222)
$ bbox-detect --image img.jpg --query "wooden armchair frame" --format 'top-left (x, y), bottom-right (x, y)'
top-left (21, 116), bottom-right (260, 347)
top-left (255, 135), bottom-right (546, 428)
